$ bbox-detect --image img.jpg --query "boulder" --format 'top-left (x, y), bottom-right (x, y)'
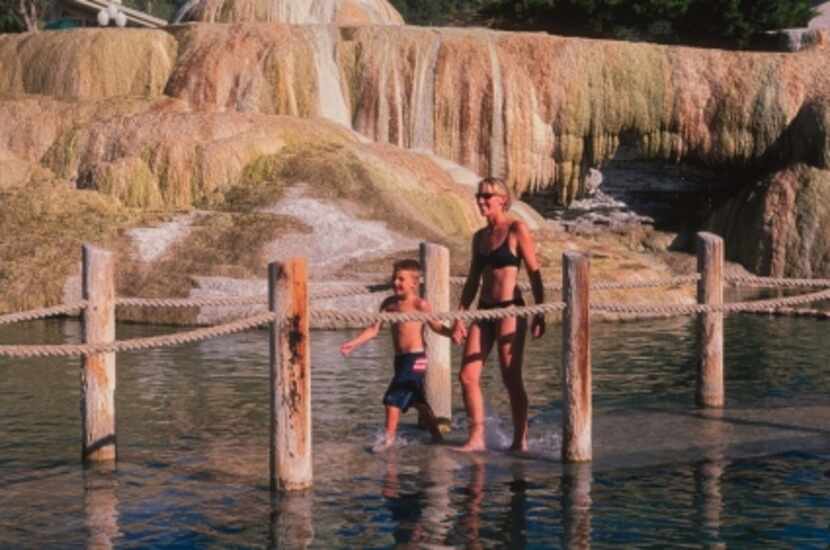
top-left (705, 165), bottom-right (830, 277)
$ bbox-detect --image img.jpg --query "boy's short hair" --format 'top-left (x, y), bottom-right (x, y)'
top-left (393, 259), bottom-right (421, 274)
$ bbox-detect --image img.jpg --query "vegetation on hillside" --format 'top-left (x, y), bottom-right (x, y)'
top-left (391, 0), bottom-right (817, 49)
top-left (0, 0), bottom-right (178, 31)
top-left (1, 0), bottom-right (816, 49)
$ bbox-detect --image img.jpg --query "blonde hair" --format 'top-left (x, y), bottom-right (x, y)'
top-left (478, 177), bottom-right (512, 211)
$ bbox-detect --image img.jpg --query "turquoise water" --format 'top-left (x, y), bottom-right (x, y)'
top-left (1, 315), bottom-right (829, 548)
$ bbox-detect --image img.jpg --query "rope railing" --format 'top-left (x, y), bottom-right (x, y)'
top-left (2, 273), bottom-right (828, 328)
top-left (116, 296), bottom-right (265, 308)
top-left (591, 287), bottom-right (830, 316)
top-left (0, 302), bottom-right (88, 325)
top-left (310, 301), bottom-right (565, 327)
top-left (449, 274), bottom-right (701, 292)
top-left (0, 312), bottom-right (277, 358)
top-left (725, 275), bottom-right (830, 288)
top-left (4, 284), bottom-right (830, 358)
top-left (5, 238), bottom-right (830, 480)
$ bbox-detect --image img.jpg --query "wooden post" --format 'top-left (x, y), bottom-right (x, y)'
top-left (81, 244), bottom-right (116, 463)
top-left (269, 258), bottom-right (312, 492)
top-left (562, 251), bottom-right (591, 463)
top-left (696, 232), bottom-right (724, 408)
top-left (420, 242), bottom-right (451, 429)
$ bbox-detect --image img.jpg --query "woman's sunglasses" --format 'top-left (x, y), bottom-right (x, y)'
top-left (475, 192), bottom-right (503, 200)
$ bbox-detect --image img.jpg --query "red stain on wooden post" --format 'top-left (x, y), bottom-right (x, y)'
top-left (269, 258), bottom-right (312, 492)
top-left (562, 251), bottom-right (591, 463)
top-left (81, 244), bottom-right (116, 463)
top-left (697, 232), bottom-right (724, 408)
top-left (420, 242), bottom-right (451, 428)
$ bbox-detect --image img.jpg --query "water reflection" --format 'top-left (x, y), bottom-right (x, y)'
top-left (380, 447), bottom-right (457, 547)
top-left (269, 492), bottom-right (314, 550)
top-left (3, 318), bottom-right (830, 547)
top-left (562, 463), bottom-right (592, 550)
top-left (83, 465), bottom-right (120, 550)
top-left (694, 409), bottom-right (728, 550)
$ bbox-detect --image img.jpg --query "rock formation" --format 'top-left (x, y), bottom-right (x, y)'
top-left (705, 165), bottom-right (830, 277)
top-left (2, 20), bottom-right (830, 312)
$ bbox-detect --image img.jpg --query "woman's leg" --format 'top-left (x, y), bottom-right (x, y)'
top-left (497, 314), bottom-right (529, 451)
top-left (457, 322), bottom-right (495, 451)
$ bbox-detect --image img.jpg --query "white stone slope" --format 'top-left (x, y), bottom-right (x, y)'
top-left (192, 184), bottom-right (419, 324)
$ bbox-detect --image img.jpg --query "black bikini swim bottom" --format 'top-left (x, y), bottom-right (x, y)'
top-left (475, 298), bottom-right (525, 330)
top-left (478, 299), bottom-right (524, 310)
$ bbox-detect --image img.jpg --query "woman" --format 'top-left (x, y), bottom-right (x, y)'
top-left (452, 177), bottom-right (546, 452)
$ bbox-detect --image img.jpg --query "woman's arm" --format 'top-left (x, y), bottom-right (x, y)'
top-left (515, 222), bottom-right (546, 338)
top-left (452, 232), bottom-right (484, 344)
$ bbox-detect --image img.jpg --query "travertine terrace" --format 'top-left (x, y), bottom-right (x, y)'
top-left (2, 12), bottom-right (830, 314)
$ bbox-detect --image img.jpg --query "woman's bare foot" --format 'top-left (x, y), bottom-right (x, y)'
top-left (453, 438), bottom-right (487, 453)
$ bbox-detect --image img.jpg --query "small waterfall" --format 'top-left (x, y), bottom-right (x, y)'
top-left (306, 0), bottom-right (337, 24)
top-left (308, 25), bottom-right (351, 128)
top-left (409, 34), bottom-right (440, 150)
top-left (271, 0), bottom-right (307, 23)
top-left (487, 38), bottom-right (506, 178)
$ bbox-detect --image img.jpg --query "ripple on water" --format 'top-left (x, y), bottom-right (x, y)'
top-left (2, 318), bottom-right (830, 547)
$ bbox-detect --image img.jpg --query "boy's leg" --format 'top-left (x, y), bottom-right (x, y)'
top-left (377, 405), bottom-right (401, 452)
top-left (414, 402), bottom-right (444, 443)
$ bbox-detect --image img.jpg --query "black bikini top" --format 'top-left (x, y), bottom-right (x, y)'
top-left (478, 227), bottom-right (521, 269)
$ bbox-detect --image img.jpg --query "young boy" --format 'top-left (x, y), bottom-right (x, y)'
top-left (340, 259), bottom-right (452, 452)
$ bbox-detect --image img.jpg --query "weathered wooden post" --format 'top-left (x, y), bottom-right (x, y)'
top-left (269, 258), bottom-right (312, 492)
top-left (81, 244), bottom-right (116, 463)
top-left (696, 232), bottom-right (724, 408)
top-left (420, 242), bottom-right (451, 429)
top-left (562, 251), bottom-right (591, 463)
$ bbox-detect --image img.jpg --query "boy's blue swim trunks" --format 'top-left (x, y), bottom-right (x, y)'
top-left (383, 352), bottom-right (428, 412)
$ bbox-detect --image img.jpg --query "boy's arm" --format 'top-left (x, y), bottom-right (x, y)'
top-left (341, 297), bottom-right (393, 356)
top-left (341, 296), bottom-right (399, 356)
top-left (419, 299), bottom-right (453, 338)
top-left (340, 322), bottom-right (381, 356)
